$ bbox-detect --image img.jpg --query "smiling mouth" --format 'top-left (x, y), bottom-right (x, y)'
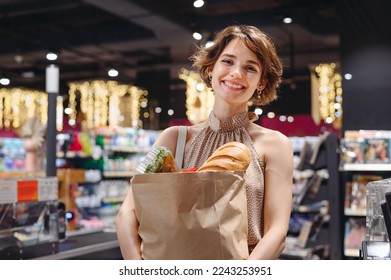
top-left (223, 80), bottom-right (244, 90)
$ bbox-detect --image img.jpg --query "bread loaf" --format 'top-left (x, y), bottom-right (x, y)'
top-left (198, 142), bottom-right (251, 172)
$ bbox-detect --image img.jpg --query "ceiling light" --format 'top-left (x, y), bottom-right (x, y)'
top-left (46, 51), bottom-right (58, 61)
top-left (193, 31), bottom-right (202, 40)
top-left (344, 73), bottom-right (352, 80)
top-left (193, 0), bottom-right (204, 8)
top-left (0, 77), bottom-right (10, 85)
top-left (108, 68), bottom-right (119, 77)
top-left (283, 17), bottom-right (293, 24)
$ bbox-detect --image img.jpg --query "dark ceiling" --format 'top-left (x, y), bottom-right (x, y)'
top-left (0, 0), bottom-right (340, 117)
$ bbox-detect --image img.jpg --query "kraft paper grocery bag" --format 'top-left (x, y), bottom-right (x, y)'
top-left (131, 171), bottom-right (249, 260)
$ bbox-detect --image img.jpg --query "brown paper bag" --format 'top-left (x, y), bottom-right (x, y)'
top-left (131, 170), bottom-right (249, 260)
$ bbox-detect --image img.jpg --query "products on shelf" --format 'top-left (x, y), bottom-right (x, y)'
top-left (74, 179), bottom-right (130, 228)
top-left (344, 174), bottom-right (383, 216)
top-left (341, 130), bottom-right (391, 167)
top-left (340, 139), bottom-right (365, 164)
top-left (56, 132), bottom-right (94, 158)
top-left (101, 128), bottom-right (159, 176)
top-left (103, 154), bottom-right (145, 173)
top-left (344, 218), bottom-right (366, 257)
top-left (55, 126), bottom-right (160, 231)
top-left (96, 126), bottom-right (160, 149)
top-left (340, 130), bottom-right (391, 259)
top-left (364, 138), bottom-right (390, 164)
top-left (0, 137), bottom-right (26, 171)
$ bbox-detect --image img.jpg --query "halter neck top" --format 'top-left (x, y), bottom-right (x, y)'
top-left (183, 111), bottom-right (265, 249)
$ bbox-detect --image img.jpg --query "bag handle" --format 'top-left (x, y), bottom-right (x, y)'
top-left (175, 126), bottom-right (187, 169)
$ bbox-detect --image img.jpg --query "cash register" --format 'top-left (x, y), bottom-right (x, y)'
top-left (0, 177), bottom-right (59, 259)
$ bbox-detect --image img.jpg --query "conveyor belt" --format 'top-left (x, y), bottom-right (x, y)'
top-left (31, 228), bottom-right (121, 260)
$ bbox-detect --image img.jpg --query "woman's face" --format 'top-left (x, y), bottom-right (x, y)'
top-left (211, 37), bottom-right (264, 106)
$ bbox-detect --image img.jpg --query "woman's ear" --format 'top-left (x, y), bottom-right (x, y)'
top-left (207, 67), bottom-right (214, 82)
top-left (259, 79), bottom-right (267, 91)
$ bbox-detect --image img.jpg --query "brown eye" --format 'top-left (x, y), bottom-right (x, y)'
top-left (221, 59), bottom-right (233, 64)
top-left (247, 66), bottom-right (257, 72)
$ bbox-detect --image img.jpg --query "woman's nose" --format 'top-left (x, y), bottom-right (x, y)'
top-left (230, 67), bottom-right (243, 78)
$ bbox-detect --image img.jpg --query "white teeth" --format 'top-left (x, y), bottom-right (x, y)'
top-left (225, 81), bottom-right (243, 89)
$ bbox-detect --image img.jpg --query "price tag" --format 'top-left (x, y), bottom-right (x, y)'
top-left (17, 180), bottom-right (38, 202)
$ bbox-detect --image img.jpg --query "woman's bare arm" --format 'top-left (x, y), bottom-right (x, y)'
top-left (248, 131), bottom-right (293, 260)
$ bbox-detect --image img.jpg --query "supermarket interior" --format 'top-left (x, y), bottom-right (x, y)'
top-left (1, 0), bottom-right (391, 260)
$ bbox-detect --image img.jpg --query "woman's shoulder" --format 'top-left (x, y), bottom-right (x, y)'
top-left (153, 126), bottom-right (180, 153)
top-left (160, 122), bottom-right (206, 137)
top-left (154, 122), bottom-right (207, 153)
top-left (158, 125), bottom-right (179, 138)
top-left (248, 122), bottom-right (288, 140)
top-left (247, 123), bottom-right (292, 151)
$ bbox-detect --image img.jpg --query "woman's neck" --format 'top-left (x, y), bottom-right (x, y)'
top-left (212, 103), bottom-right (248, 121)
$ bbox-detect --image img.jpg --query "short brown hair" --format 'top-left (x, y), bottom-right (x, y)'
top-left (190, 25), bottom-right (283, 106)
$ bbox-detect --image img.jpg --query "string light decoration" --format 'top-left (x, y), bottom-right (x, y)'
top-left (56, 95), bottom-right (64, 131)
top-left (0, 88), bottom-right (48, 129)
top-left (179, 68), bottom-right (214, 124)
top-left (67, 80), bottom-right (147, 129)
top-left (311, 63), bottom-right (343, 129)
top-left (68, 83), bottom-right (78, 126)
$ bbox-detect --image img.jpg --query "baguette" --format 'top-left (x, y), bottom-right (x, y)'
top-left (198, 142), bottom-right (251, 172)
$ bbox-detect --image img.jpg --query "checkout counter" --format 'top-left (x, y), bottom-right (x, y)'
top-left (0, 176), bottom-right (122, 260)
top-left (32, 227), bottom-right (122, 260)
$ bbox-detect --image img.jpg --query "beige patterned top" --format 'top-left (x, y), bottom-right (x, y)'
top-left (183, 111), bottom-right (265, 250)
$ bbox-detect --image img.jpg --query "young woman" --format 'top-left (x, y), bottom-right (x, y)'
top-left (115, 25), bottom-right (293, 260)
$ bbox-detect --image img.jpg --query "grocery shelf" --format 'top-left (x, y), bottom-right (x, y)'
top-left (341, 163), bottom-right (391, 171)
top-left (103, 171), bottom-right (135, 178)
top-left (344, 208), bottom-right (366, 216)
